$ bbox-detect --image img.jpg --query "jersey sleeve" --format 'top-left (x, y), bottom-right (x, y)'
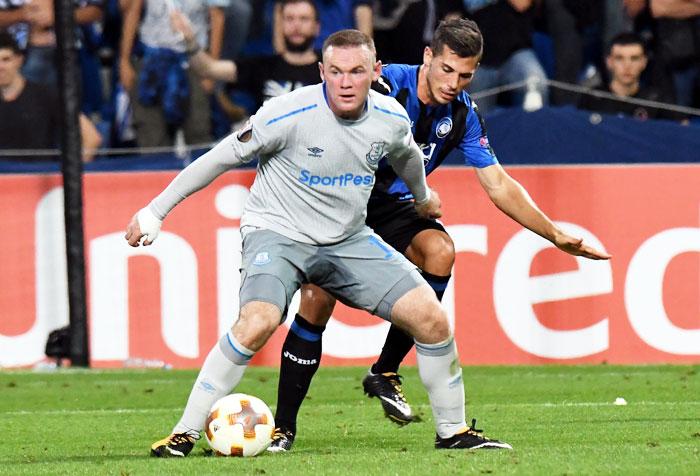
top-left (228, 98), bottom-right (288, 162)
top-left (148, 100), bottom-right (287, 220)
top-left (386, 125), bottom-right (429, 203)
top-left (457, 101), bottom-right (499, 168)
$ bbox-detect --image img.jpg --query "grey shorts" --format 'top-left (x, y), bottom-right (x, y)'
top-left (239, 228), bottom-right (424, 321)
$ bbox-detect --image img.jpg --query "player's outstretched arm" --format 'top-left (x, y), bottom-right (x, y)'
top-left (475, 164), bottom-right (611, 260)
top-left (124, 134), bottom-right (248, 247)
top-left (170, 10), bottom-right (237, 82)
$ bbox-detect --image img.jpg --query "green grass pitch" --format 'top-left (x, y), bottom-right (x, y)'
top-left (2, 365), bottom-right (699, 475)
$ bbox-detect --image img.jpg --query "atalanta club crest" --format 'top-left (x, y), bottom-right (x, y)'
top-left (436, 117), bottom-right (452, 138)
top-left (366, 142), bottom-right (385, 165)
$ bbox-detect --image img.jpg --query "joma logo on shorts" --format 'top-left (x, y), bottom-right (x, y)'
top-left (283, 351), bottom-right (318, 365)
top-left (298, 169), bottom-right (373, 187)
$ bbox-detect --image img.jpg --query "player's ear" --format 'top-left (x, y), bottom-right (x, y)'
top-left (372, 60), bottom-right (382, 80)
top-left (318, 61), bottom-right (325, 81)
top-left (423, 46), bottom-right (433, 67)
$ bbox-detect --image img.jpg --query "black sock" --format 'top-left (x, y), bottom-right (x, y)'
top-left (274, 313), bottom-right (324, 434)
top-left (371, 271), bottom-right (451, 375)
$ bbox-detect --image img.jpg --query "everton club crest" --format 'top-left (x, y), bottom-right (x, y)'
top-left (366, 142), bottom-right (385, 165)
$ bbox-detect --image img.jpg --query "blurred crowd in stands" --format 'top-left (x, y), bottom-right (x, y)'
top-left (1, 0), bottom-right (699, 161)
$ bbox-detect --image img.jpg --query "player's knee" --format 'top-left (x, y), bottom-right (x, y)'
top-left (416, 303), bottom-right (450, 343)
top-left (412, 232), bottom-right (455, 273)
top-left (234, 301), bottom-right (282, 350)
top-left (424, 234), bottom-right (455, 271)
top-left (299, 284), bottom-right (336, 325)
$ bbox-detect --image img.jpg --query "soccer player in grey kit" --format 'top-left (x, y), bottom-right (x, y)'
top-left (125, 29), bottom-right (512, 456)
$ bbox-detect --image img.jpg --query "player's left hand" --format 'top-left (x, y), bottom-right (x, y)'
top-left (415, 189), bottom-right (442, 219)
top-left (554, 233), bottom-right (611, 260)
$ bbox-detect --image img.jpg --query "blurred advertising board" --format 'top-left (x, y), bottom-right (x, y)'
top-left (1, 165), bottom-right (698, 367)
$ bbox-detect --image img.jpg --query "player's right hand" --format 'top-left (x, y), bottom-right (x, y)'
top-left (125, 207), bottom-right (162, 247)
top-left (415, 189), bottom-right (442, 219)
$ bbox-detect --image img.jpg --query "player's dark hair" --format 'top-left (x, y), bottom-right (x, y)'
top-left (607, 32), bottom-right (645, 55)
top-left (322, 29), bottom-right (376, 58)
top-left (279, 0), bottom-right (319, 22)
top-left (0, 32), bottom-right (22, 55)
top-left (431, 18), bottom-right (483, 59)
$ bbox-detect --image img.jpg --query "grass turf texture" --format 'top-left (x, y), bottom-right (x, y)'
top-left (2, 365), bottom-right (699, 475)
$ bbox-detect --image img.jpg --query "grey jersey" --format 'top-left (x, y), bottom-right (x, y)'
top-left (149, 83), bottom-right (428, 245)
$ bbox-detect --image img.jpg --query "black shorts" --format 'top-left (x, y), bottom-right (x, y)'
top-left (366, 197), bottom-right (446, 254)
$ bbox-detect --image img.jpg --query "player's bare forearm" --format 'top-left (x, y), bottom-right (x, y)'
top-left (476, 165), bottom-right (611, 260)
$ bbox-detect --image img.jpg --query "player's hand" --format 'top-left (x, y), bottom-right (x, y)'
top-left (415, 189), bottom-right (442, 219)
top-left (554, 233), bottom-right (611, 260)
top-left (125, 208), bottom-right (162, 247)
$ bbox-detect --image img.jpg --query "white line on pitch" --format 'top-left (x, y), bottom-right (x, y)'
top-left (3, 401), bottom-right (700, 416)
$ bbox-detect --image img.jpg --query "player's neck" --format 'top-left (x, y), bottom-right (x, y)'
top-left (609, 78), bottom-right (639, 98)
top-left (0, 75), bottom-right (25, 102)
top-left (283, 49), bottom-right (317, 66)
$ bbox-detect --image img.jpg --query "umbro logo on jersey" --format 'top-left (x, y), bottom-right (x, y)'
top-left (307, 147), bottom-right (324, 158)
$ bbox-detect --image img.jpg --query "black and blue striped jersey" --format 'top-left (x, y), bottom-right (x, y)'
top-left (372, 63), bottom-right (498, 201)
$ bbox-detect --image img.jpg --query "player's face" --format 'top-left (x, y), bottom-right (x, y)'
top-left (281, 1), bottom-right (319, 52)
top-left (423, 46), bottom-right (479, 104)
top-left (0, 48), bottom-right (22, 87)
top-left (319, 45), bottom-right (381, 120)
top-left (607, 44), bottom-right (647, 87)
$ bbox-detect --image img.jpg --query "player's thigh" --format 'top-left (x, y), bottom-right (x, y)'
top-left (239, 230), bottom-right (308, 319)
top-left (314, 229), bottom-right (423, 320)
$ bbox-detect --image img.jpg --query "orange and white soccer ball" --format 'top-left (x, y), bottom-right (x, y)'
top-left (205, 393), bottom-right (275, 456)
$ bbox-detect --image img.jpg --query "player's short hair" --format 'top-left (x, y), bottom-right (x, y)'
top-left (607, 32), bottom-right (645, 55)
top-left (322, 29), bottom-right (376, 60)
top-left (0, 32), bottom-right (22, 55)
top-left (279, 0), bottom-right (319, 22)
top-left (431, 18), bottom-right (483, 60)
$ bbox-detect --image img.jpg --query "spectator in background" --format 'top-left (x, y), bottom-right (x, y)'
top-left (0, 32), bottom-right (102, 161)
top-left (650, 0), bottom-right (700, 108)
top-left (0, 0), bottom-right (104, 116)
top-left (372, 0), bottom-right (437, 65)
top-left (273, 0), bottom-right (372, 53)
top-left (578, 32), bottom-right (686, 122)
top-left (544, 0), bottom-right (645, 105)
top-left (0, 0), bottom-right (31, 50)
top-left (460, 0), bottom-right (549, 113)
top-left (3, 0), bottom-right (104, 86)
top-left (172, 0), bottom-right (322, 111)
top-left (119, 0), bottom-right (228, 147)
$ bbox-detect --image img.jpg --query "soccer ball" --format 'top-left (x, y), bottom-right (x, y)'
top-left (205, 393), bottom-right (275, 456)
